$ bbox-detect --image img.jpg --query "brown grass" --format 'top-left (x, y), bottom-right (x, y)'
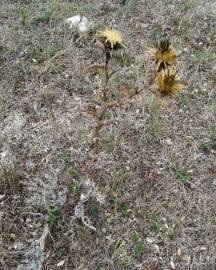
top-left (0, 0), bottom-right (216, 269)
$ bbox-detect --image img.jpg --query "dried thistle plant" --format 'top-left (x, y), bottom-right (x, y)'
top-left (156, 68), bottom-right (183, 94)
top-left (90, 31), bottom-right (178, 161)
top-left (88, 31), bottom-right (186, 168)
top-left (78, 33), bottom-right (185, 231)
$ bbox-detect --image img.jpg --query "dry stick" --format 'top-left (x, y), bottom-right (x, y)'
top-left (108, 70), bottom-right (156, 109)
top-left (89, 52), bottom-right (111, 182)
top-left (92, 106), bottom-right (107, 160)
top-left (92, 52), bottom-right (110, 162)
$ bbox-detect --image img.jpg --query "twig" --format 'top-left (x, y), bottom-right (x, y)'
top-left (108, 71), bottom-right (156, 108)
top-left (91, 52), bottom-right (111, 161)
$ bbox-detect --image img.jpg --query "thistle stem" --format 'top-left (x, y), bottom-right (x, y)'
top-left (107, 70), bottom-right (156, 108)
top-left (91, 52), bottom-right (111, 161)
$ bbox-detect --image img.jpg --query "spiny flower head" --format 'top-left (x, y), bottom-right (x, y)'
top-left (99, 28), bottom-right (124, 50)
top-left (156, 68), bottom-right (183, 94)
top-left (149, 40), bottom-right (178, 71)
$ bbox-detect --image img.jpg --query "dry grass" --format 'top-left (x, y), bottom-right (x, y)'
top-left (0, 0), bottom-right (216, 269)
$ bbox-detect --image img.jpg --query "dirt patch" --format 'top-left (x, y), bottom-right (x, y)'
top-left (0, 0), bottom-right (216, 269)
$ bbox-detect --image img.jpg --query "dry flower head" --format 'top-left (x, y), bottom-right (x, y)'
top-left (149, 40), bottom-right (178, 71)
top-left (156, 68), bottom-right (183, 94)
top-left (99, 28), bottom-right (124, 51)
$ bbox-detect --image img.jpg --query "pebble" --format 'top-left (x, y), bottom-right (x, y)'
top-left (65, 15), bottom-right (91, 33)
top-left (176, 248), bottom-right (182, 256)
top-left (170, 261), bottom-right (176, 269)
top-left (146, 237), bottom-right (154, 243)
top-left (154, 244), bottom-right (160, 253)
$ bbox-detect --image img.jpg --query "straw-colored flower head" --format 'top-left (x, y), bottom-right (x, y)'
top-left (156, 68), bottom-right (183, 94)
top-left (99, 28), bottom-right (124, 50)
top-left (149, 40), bottom-right (178, 71)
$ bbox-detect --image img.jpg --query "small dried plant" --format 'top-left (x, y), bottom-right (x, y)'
top-left (90, 33), bottom-right (184, 163)
top-left (77, 29), bottom-right (184, 230)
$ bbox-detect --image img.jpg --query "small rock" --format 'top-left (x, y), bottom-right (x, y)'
top-left (13, 242), bottom-right (23, 249)
top-left (170, 261), bottom-right (176, 269)
top-left (56, 260), bottom-right (65, 267)
top-left (196, 246), bottom-right (207, 252)
top-left (146, 237), bottom-right (154, 243)
top-left (164, 223), bottom-right (169, 229)
top-left (154, 244), bottom-right (160, 253)
top-left (65, 15), bottom-right (91, 33)
top-left (102, 228), bottom-right (106, 233)
top-left (0, 194), bottom-right (5, 200)
top-left (165, 138), bottom-right (172, 145)
top-left (176, 248), bottom-right (182, 256)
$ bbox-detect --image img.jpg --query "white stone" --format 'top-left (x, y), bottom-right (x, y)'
top-left (154, 244), bottom-right (160, 253)
top-left (146, 237), bottom-right (154, 243)
top-left (65, 15), bottom-right (90, 33)
top-left (170, 261), bottom-right (176, 269)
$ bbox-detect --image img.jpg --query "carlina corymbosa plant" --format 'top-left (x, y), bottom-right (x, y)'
top-left (89, 30), bottom-right (185, 180)
top-left (73, 29), bottom-right (185, 231)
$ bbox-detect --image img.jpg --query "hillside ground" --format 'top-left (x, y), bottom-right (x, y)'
top-left (0, 0), bottom-right (216, 269)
